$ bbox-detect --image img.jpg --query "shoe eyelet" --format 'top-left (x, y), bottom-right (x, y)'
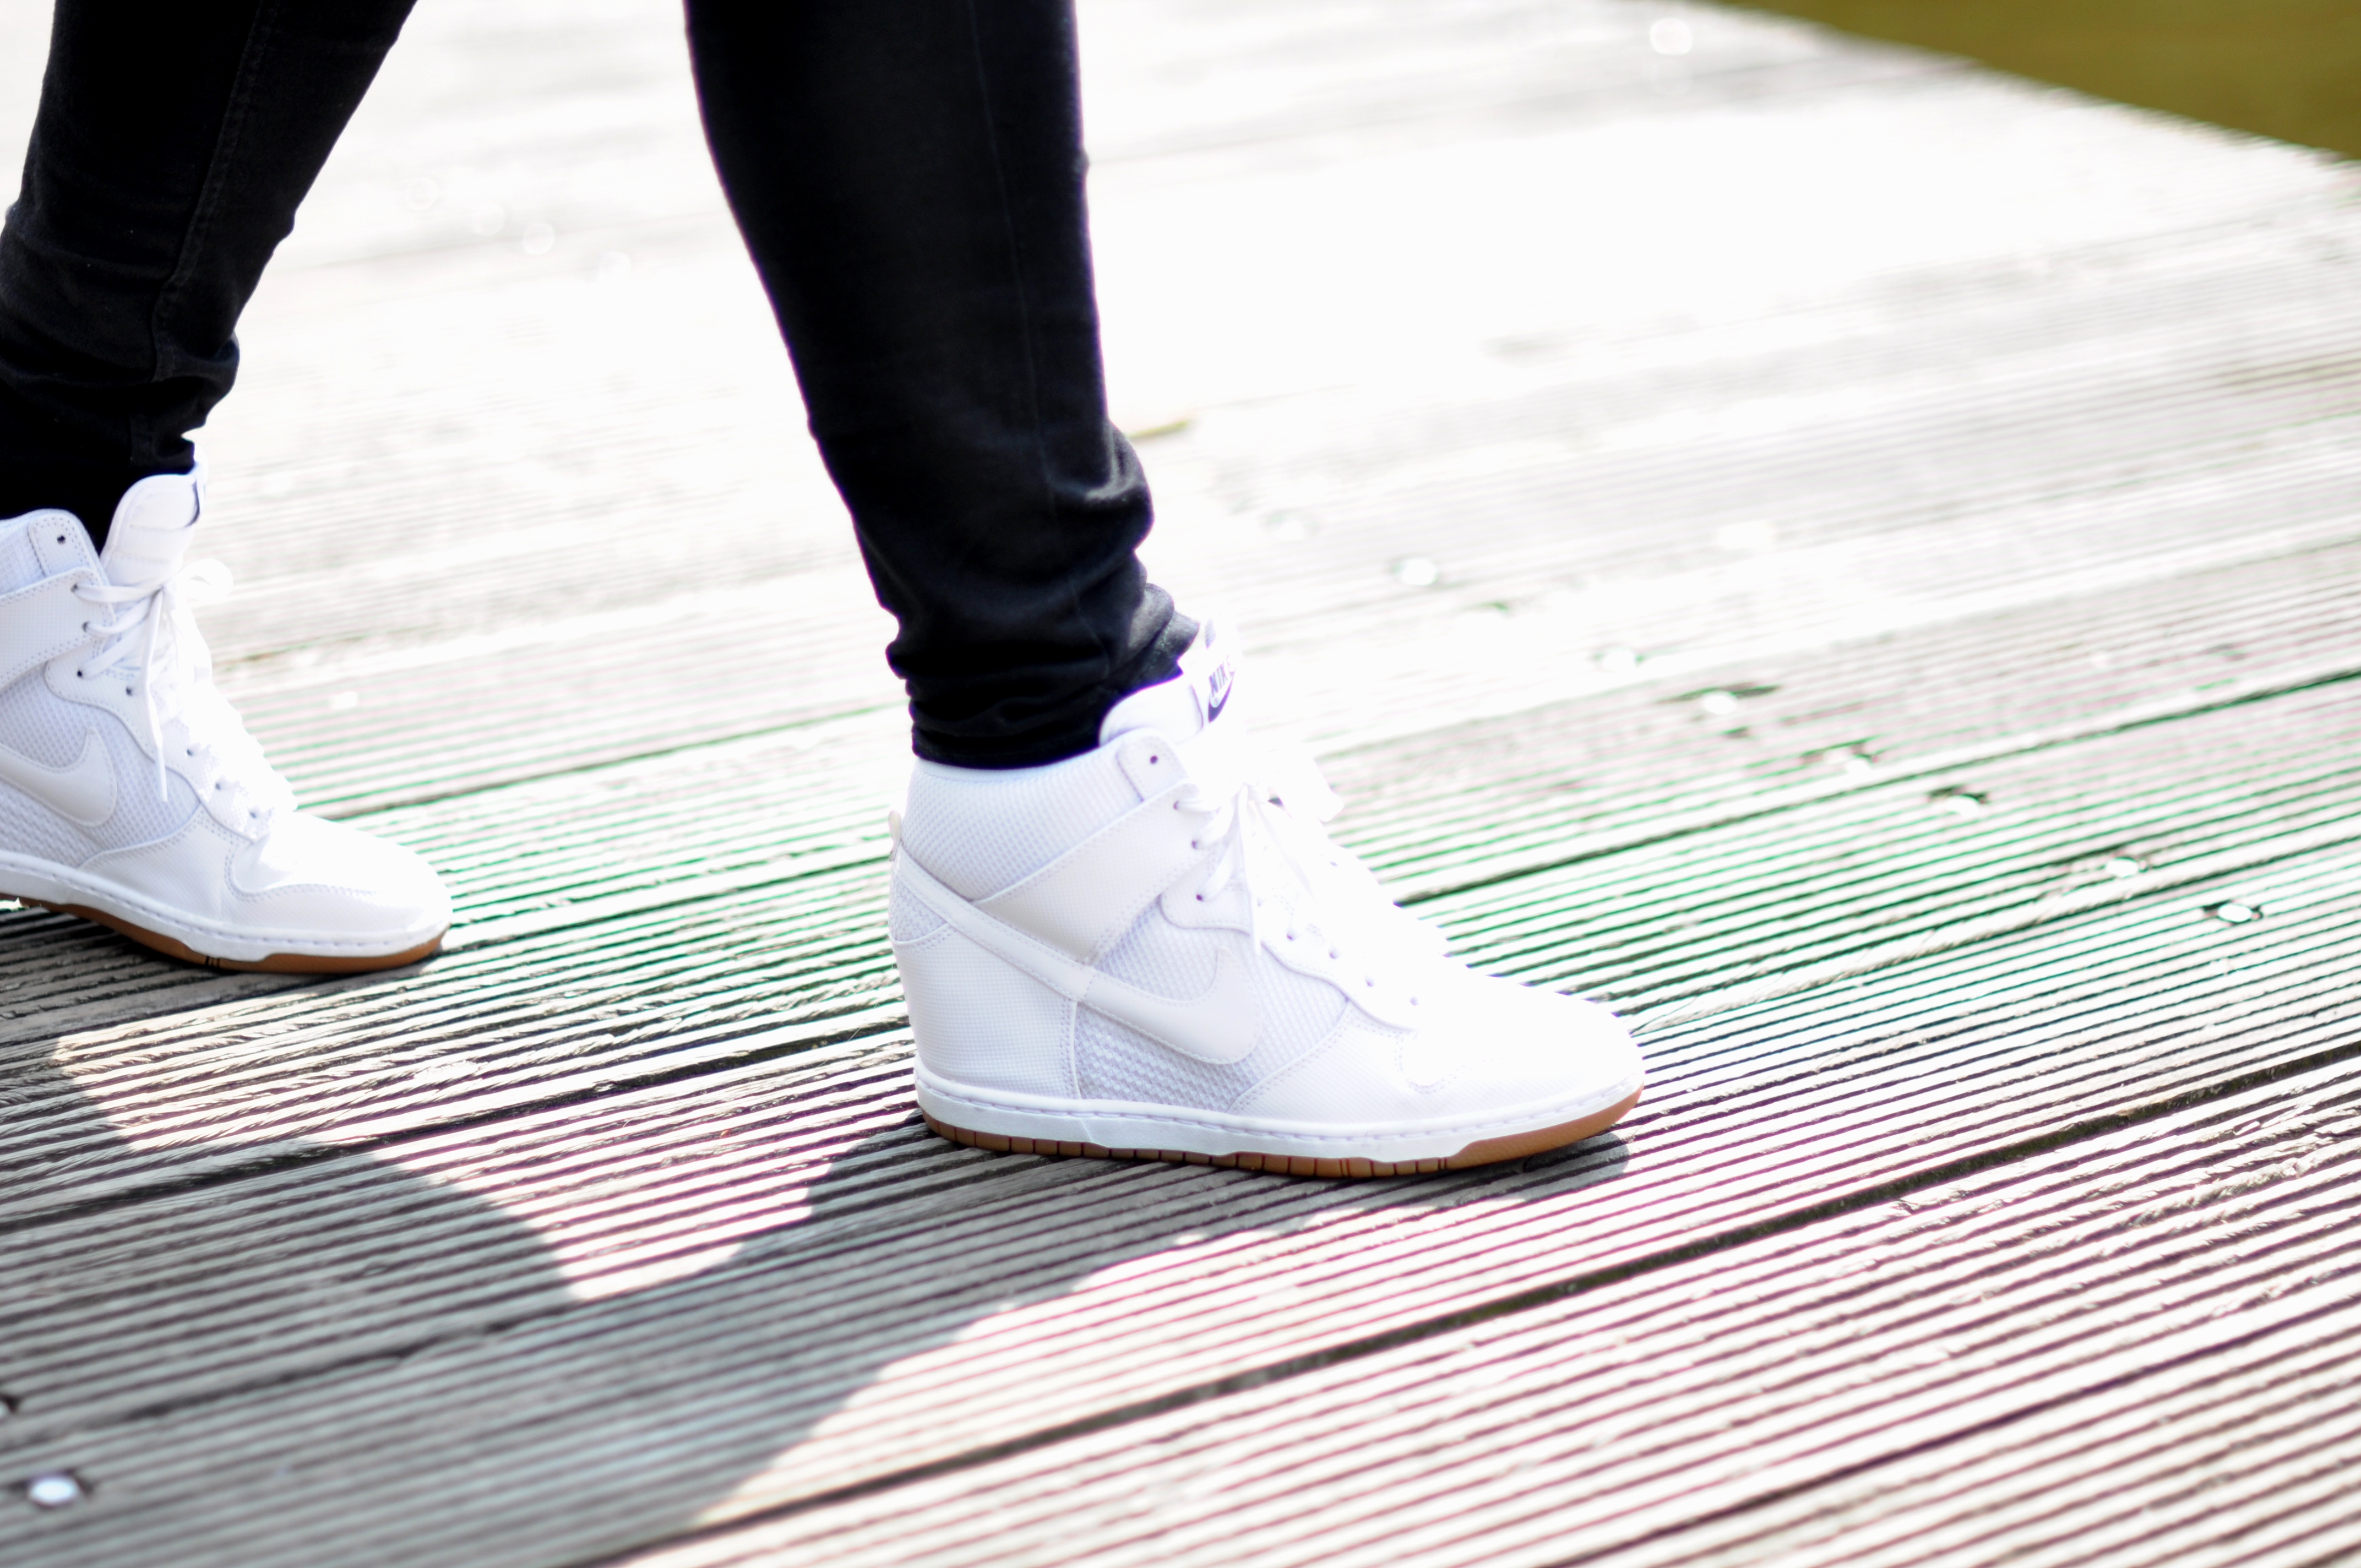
top-left (1148, 753), bottom-right (1160, 765)
top-left (1194, 893), bottom-right (1205, 901)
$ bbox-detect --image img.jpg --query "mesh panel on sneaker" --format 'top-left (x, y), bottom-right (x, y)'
top-left (899, 748), bottom-right (1141, 901)
top-left (0, 671), bottom-right (91, 769)
top-left (87, 712), bottom-right (199, 852)
top-left (0, 672), bottom-right (107, 861)
top-left (1097, 912), bottom-right (1350, 1074)
top-left (1090, 908), bottom-right (1220, 996)
top-left (0, 672), bottom-right (200, 858)
top-left (1073, 911), bottom-right (1352, 1112)
top-left (1075, 1011), bottom-right (1238, 1108)
top-left (1223, 948), bottom-right (1351, 1087)
top-left (0, 780), bottom-right (97, 865)
top-left (889, 872), bottom-right (947, 944)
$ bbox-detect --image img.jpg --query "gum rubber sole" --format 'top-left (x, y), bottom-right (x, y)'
top-left (923, 1087), bottom-right (1644, 1178)
top-left (16, 895), bottom-right (445, 974)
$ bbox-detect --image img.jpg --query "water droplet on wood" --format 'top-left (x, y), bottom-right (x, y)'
top-left (26, 1473), bottom-right (83, 1509)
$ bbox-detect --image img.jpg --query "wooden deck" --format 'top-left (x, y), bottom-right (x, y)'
top-left (6, 1), bottom-right (2361, 1563)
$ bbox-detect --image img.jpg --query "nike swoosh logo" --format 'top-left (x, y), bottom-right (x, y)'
top-left (1203, 656), bottom-right (1236, 723)
top-left (0, 730), bottom-right (115, 827)
top-left (896, 849), bottom-right (1260, 1065)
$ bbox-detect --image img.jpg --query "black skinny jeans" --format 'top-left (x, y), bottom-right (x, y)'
top-left (0, 0), bottom-right (1190, 766)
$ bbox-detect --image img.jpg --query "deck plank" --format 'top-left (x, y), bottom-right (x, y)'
top-left (6, 680), bottom-right (2359, 1564)
top-left (623, 1054), bottom-right (2361, 1568)
top-left (201, 214), bottom-right (2361, 812)
top-left (8, 839), bottom-right (2358, 1565)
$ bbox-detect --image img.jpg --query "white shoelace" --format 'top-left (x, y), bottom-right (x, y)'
top-left (73, 558), bottom-right (295, 825)
top-left (1174, 732), bottom-right (1450, 1008)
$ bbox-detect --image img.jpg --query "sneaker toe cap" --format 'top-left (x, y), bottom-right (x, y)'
top-left (232, 813), bottom-right (451, 940)
top-left (1408, 978), bottom-right (1642, 1114)
top-left (1240, 980), bottom-right (1641, 1133)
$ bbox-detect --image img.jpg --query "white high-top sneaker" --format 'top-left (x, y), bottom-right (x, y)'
top-left (890, 627), bottom-right (1642, 1177)
top-left (0, 470), bottom-right (449, 972)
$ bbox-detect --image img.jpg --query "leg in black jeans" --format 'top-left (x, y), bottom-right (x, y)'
top-left (0, 0), bottom-right (413, 535)
top-left (0, 0), bottom-right (1188, 766)
top-left (687, 0), bottom-right (1189, 766)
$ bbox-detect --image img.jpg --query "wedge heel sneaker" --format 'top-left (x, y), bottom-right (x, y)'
top-left (890, 627), bottom-right (1643, 1177)
top-left (0, 471), bottom-right (449, 972)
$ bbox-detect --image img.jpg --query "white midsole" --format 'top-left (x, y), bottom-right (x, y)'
top-left (915, 1064), bottom-right (1644, 1163)
top-left (0, 849), bottom-right (445, 962)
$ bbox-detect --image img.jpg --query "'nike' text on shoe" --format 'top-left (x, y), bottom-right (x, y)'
top-left (890, 625), bottom-right (1643, 1177)
top-left (0, 470), bottom-right (449, 971)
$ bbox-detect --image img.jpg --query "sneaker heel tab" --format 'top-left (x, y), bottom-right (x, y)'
top-left (886, 806), bottom-right (905, 845)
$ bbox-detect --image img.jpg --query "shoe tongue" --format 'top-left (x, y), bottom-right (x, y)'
top-left (99, 469), bottom-right (202, 590)
top-left (1099, 620), bottom-right (1239, 746)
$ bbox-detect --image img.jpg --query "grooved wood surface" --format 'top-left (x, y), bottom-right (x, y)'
top-left (2, 0), bottom-right (2358, 1564)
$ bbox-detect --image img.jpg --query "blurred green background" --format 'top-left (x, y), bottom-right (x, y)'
top-left (1738, 0), bottom-right (2360, 159)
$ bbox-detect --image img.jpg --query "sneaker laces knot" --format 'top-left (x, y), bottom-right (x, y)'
top-left (72, 557), bottom-right (295, 824)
